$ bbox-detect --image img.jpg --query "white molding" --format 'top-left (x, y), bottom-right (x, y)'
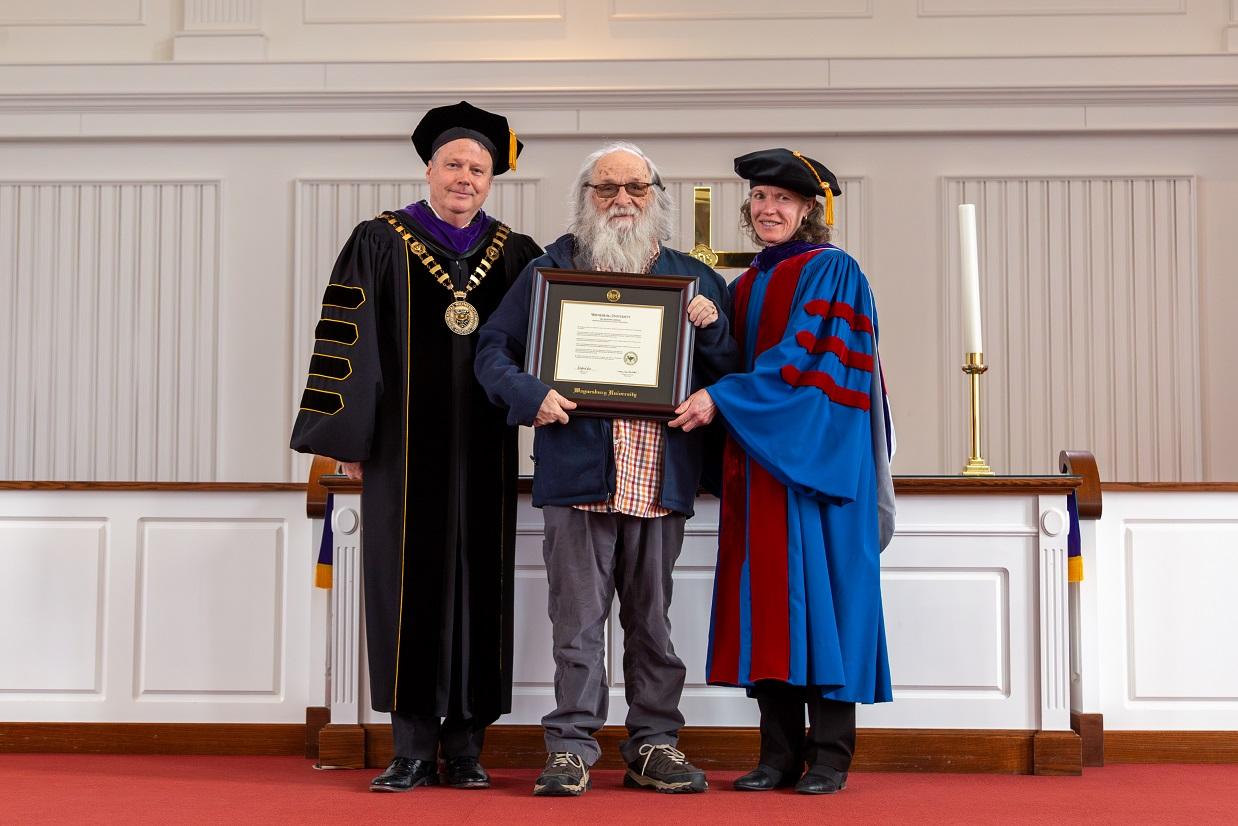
top-left (609, 0), bottom-right (872, 22)
top-left (0, 1), bottom-right (146, 27)
top-left (3, 55), bottom-right (1238, 93)
top-left (172, 33), bottom-right (268, 61)
top-left (329, 495), bottom-right (363, 726)
top-left (918, 0), bottom-right (1185, 17)
top-left (1228, 0), bottom-right (1238, 51)
top-left (3, 55), bottom-right (1238, 138)
top-left (1038, 495), bottom-right (1071, 731)
top-left (183, 0), bottom-right (261, 31)
top-left (301, 0), bottom-right (565, 24)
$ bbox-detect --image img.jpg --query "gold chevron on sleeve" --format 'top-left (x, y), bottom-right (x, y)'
top-left (315, 318), bottom-right (359, 346)
top-left (299, 387), bottom-right (344, 416)
top-left (308, 353), bottom-right (353, 381)
top-left (323, 284), bottom-right (366, 310)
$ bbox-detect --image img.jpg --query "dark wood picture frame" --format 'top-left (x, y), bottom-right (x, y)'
top-left (524, 267), bottom-right (698, 419)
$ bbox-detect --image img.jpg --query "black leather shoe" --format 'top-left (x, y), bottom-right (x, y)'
top-left (795, 766), bottom-right (848, 795)
top-left (444, 756), bottom-right (490, 789)
top-left (369, 757), bottom-right (439, 792)
top-left (733, 765), bottom-right (797, 791)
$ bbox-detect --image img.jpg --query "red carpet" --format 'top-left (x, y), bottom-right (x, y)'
top-left (2, 755), bottom-right (1236, 824)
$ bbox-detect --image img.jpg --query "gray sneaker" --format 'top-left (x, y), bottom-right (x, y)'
top-left (533, 751), bottom-right (590, 797)
top-left (624, 744), bottom-right (708, 793)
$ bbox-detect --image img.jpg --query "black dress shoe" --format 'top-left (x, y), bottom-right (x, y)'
top-left (795, 766), bottom-right (848, 795)
top-left (369, 757), bottom-right (439, 792)
top-left (444, 756), bottom-right (491, 789)
top-left (733, 764), bottom-right (797, 791)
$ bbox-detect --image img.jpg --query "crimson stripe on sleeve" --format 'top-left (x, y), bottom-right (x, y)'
top-left (804, 299), bottom-right (874, 334)
top-left (780, 364), bottom-right (872, 411)
top-left (794, 331), bottom-right (874, 371)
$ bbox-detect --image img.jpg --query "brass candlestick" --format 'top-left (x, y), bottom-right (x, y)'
top-left (962, 352), bottom-right (994, 476)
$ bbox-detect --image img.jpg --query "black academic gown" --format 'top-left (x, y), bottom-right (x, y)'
top-left (291, 210), bottom-right (542, 719)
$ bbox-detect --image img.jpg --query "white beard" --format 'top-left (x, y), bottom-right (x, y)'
top-left (573, 203), bottom-right (660, 273)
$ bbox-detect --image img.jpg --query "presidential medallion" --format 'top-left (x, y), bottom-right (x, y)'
top-left (445, 299), bottom-right (480, 335)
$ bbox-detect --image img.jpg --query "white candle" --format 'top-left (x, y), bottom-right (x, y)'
top-left (958, 203), bottom-right (983, 354)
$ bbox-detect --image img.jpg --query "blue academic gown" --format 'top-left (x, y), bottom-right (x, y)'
top-left (706, 245), bottom-right (894, 704)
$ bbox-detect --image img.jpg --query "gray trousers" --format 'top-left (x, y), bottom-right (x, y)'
top-left (540, 505), bottom-right (688, 765)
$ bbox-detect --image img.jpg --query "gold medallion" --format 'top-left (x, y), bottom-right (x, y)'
top-left (445, 299), bottom-right (480, 335)
top-left (606, 289), bottom-right (621, 302)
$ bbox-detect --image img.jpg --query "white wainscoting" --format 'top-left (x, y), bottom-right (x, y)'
top-left (941, 177), bottom-right (1201, 481)
top-left (332, 489), bottom-right (1071, 732)
top-left (1091, 489), bottom-right (1238, 730)
top-left (14, 485), bottom-right (1237, 734)
top-left (0, 488), bottom-right (322, 722)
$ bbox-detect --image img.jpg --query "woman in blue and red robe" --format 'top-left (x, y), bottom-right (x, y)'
top-left (670, 148), bottom-right (896, 795)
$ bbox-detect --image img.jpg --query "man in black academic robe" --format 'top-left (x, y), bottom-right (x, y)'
top-left (290, 102), bottom-right (542, 791)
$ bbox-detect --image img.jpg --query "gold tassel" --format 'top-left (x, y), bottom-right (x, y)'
top-left (508, 129), bottom-right (518, 171)
top-left (792, 150), bottom-right (834, 223)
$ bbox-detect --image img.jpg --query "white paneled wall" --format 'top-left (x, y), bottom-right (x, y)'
top-left (1092, 490), bottom-right (1238, 729)
top-left (0, 488), bottom-right (320, 722)
top-left (0, 519), bottom-right (107, 693)
top-left (348, 491), bottom-right (1069, 730)
top-left (942, 177), bottom-right (1200, 480)
top-left (0, 181), bottom-right (219, 482)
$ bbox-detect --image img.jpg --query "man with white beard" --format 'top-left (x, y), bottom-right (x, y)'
top-left (475, 142), bottom-right (738, 796)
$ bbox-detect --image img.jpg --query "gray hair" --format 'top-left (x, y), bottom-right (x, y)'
top-left (568, 141), bottom-right (675, 242)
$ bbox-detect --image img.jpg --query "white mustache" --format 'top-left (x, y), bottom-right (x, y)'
top-left (607, 206), bottom-right (639, 218)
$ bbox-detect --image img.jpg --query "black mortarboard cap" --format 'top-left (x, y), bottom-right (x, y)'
top-left (733, 148), bottom-right (841, 199)
top-left (411, 100), bottom-right (524, 175)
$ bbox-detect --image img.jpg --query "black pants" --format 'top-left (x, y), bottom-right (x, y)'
top-left (390, 711), bottom-right (491, 762)
top-left (751, 681), bottom-right (856, 775)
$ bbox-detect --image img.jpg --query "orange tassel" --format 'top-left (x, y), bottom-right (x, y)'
top-left (824, 189), bottom-right (835, 226)
top-left (508, 129), bottom-right (518, 171)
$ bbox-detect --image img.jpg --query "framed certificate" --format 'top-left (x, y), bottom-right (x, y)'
top-left (525, 268), bottom-right (698, 419)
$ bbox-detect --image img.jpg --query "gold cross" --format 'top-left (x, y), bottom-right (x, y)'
top-left (688, 186), bottom-right (755, 270)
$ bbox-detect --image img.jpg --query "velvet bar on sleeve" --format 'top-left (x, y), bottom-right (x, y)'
top-left (290, 222), bottom-right (388, 463)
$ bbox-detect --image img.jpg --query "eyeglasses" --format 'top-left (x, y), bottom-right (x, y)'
top-left (582, 181), bottom-right (663, 199)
